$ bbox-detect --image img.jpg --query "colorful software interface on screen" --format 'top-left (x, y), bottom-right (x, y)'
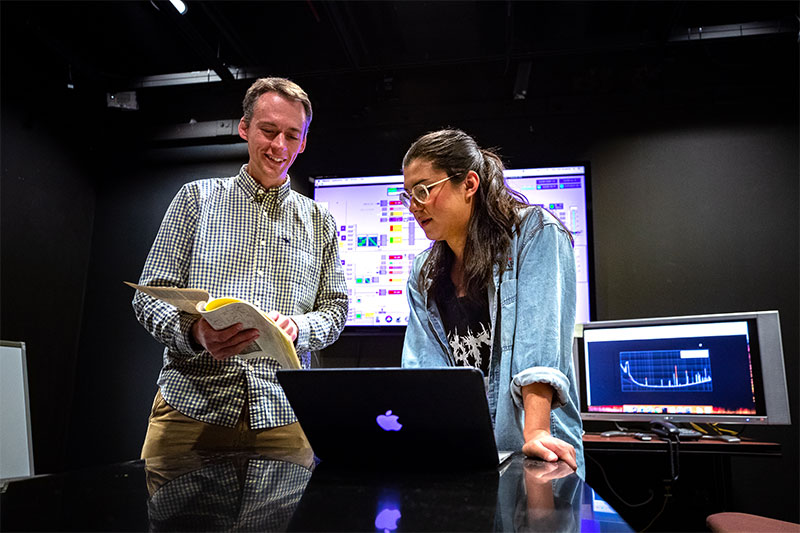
top-left (582, 321), bottom-right (760, 416)
top-left (313, 166), bottom-right (590, 327)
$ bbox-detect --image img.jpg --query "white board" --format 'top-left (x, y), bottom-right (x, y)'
top-left (1, 341), bottom-right (34, 479)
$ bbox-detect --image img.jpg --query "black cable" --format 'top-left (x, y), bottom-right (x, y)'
top-left (613, 421), bottom-right (629, 432)
top-left (586, 454), bottom-right (655, 508)
top-left (640, 492), bottom-right (671, 533)
top-left (663, 437), bottom-right (680, 482)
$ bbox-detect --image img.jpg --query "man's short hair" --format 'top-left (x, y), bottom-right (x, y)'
top-left (242, 77), bottom-right (312, 130)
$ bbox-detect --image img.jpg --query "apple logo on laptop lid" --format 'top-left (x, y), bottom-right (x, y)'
top-left (375, 508), bottom-right (401, 532)
top-left (376, 410), bottom-right (402, 431)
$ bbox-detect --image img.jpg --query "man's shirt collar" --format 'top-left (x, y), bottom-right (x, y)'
top-left (236, 164), bottom-right (292, 203)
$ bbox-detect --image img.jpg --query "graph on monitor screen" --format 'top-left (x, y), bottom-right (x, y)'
top-left (620, 349), bottom-right (714, 392)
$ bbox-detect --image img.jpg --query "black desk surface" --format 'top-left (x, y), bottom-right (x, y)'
top-left (1, 448), bottom-right (633, 532)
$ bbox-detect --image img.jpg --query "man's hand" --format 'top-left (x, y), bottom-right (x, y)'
top-left (522, 429), bottom-right (578, 471)
top-left (267, 311), bottom-right (298, 342)
top-left (191, 318), bottom-right (259, 361)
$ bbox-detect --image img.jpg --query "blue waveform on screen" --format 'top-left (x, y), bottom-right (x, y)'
top-left (619, 350), bottom-right (713, 392)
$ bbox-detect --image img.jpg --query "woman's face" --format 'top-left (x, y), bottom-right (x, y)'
top-left (403, 158), bottom-right (475, 249)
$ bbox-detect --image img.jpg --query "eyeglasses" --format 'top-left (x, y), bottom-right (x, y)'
top-left (398, 175), bottom-right (454, 209)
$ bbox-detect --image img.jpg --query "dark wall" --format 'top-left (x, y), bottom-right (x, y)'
top-left (0, 57), bottom-right (99, 474)
top-left (588, 120), bottom-right (798, 321)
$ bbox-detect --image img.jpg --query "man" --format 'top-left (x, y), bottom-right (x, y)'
top-left (133, 77), bottom-right (348, 459)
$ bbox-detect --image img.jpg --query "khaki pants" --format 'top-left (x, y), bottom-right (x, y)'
top-left (141, 389), bottom-right (311, 460)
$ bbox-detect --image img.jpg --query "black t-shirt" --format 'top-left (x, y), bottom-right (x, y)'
top-left (435, 276), bottom-right (492, 376)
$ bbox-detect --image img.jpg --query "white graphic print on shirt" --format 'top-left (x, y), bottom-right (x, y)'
top-left (448, 323), bottom-right (491, 369)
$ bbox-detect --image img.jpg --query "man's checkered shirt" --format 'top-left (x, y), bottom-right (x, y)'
top-left (148, 458), bottom-right (312, 531)
top-left (133, 165), bottom-right (348, 429)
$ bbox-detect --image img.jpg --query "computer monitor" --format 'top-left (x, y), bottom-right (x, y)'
top-left (313, 165), bottom-right (593, 329)
top-left (574, 311), bottom-right (791, 425)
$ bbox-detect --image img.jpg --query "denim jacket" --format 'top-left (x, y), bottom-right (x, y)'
top-left (402, 206), bottom-right (585, 479)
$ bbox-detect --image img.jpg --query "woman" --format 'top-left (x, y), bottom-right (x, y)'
top-left (400, 129), bottom-right (584, 478)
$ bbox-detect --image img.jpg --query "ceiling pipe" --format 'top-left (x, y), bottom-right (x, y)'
top-left (154, 0), bottom-right (234, 82)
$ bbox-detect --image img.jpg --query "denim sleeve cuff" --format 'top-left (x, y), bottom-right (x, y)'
top-left (510, 367), bottom-right (570, 410)
top-left (291, 313), bottom-right (311, 353)
top-left (176, 313), bottom-right (202, 356)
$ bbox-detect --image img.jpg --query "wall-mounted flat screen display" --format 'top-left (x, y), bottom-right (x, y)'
top-left (313, 165), bottom-right (593, 328)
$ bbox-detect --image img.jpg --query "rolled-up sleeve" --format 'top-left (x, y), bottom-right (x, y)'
top-left (510, 366), bottom-right (571, 410)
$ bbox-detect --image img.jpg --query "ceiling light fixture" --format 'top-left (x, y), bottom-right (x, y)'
top-left (668, 19), bottom-right (794, 41)
top-left (168, 0), bottom-right (187, 15)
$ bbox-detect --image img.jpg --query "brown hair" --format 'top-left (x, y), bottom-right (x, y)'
top-left (242, 77), bottom-right (312, 130)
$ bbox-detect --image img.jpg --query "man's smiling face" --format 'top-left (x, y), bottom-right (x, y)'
top-left (238, 91), bottom-right (307, 189)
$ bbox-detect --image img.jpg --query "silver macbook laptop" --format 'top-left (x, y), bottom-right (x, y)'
top-left (277, 367), bottom-right (507, 471)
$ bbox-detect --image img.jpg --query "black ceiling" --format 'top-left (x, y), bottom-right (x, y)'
top-left (2, 1), bottom-right (797, 134)
top-left (5, 1), bottom-right (797, 84)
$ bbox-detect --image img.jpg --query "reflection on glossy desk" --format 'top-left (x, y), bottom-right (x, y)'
top-left (1, 448), bottom-right (633, 532)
